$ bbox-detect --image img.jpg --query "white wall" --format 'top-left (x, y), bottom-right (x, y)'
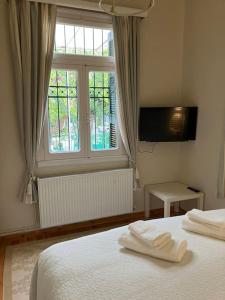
top-left (136, 0), bottom-right (185, 210)
top-left (180, 0), bottom-right (225, 210)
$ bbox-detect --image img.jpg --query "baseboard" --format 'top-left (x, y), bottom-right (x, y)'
top-left (0, 224), bottom-right (40, 237)
top-left (0, 244), bottom-right (4, 300)
top-left (0, 208), bottom-right (185, 247)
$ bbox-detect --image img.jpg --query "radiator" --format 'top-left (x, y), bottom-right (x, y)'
top-left (38, 168), bottom-right (133, 228)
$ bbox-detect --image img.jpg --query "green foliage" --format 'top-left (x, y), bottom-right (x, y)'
top-left (48, 69), bottom-right (116, 153)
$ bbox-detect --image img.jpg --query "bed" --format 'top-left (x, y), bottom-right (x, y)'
top-left (30, 214), bottom-right (225, 300)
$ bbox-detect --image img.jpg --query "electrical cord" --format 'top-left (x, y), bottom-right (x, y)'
top-left (138, 142), bottom-right (157, 154)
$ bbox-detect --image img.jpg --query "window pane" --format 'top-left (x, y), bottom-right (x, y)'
top-left (54, 23), bottom-right (114, 57)
top-left (85, 27), bottom-right (94, 55)
top-left (89, 71), bottom-right (117, 151)
top-left (48, 69), bottom-right (80, 153)
top-left (55, 24), bottom-right (65, 53)
top-left (75, 26), bottom-right (85, 55)
top-left (65, 25), bottom-right (75, 54)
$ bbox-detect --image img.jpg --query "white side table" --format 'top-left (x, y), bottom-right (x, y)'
top-left (144, 182), bottom-right (204, 219)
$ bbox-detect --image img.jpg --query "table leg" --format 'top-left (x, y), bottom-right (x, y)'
top-left (164, 202), bottom-right (170, 218)
top-left (144, 188), bottom-right (150, 219)
top-left (197, 195), bottom-right (204, 210)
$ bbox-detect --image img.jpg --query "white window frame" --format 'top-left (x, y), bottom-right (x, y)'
top-left (42, 12), bottom-right (124, 162)
top-left (85, 65), bottom-right (123, 158)
top-left (44, 64), bottom-right (85, 161)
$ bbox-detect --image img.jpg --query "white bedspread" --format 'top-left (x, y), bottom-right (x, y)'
top-left (30, 214), bottom-right (225, 300)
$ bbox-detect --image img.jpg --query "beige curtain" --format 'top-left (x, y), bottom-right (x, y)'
top-left (112, 16), bottom-right (141, 187)
top-left (8, 0), bottom-right (56, 204)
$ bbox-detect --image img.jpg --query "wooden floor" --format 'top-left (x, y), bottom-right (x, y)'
top-left (0, 208), bottom-right (185, 300)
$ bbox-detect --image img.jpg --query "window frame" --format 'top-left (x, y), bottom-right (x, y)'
top-left (85, 65), bottom-right (123, 158)
top-left (44, 64), bottom-right (85, 161)
top-left (42, 14), bottom-right (124, 162)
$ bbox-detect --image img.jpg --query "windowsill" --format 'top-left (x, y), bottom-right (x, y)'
top-left (37, 155), bottom-right (128, 168)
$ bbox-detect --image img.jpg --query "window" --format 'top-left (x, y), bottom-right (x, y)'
top-left (55, 23), bottom-right (114, 57)
top-left (48, 69), bottom-right (79, 153)
top-left (44, 10), bottom-right (122, 161)
top-left (89, 71), bottom-right (117, 151)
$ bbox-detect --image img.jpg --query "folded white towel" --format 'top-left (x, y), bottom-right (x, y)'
top-left (119, 233), bottom-right (187, 263)
top-left (187, 209), bottom-right (225, 230)
top-left (128, 221), bottom-right (171, 248)
top-left (182, 216), bottom-right (225, 240)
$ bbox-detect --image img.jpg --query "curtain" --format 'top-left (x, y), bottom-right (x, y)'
top-left (8, 0), bottom-right (56, 204)
top-left (112, 16), bottom-right (141, 187)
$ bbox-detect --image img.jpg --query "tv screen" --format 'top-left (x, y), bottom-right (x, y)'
top-left (139, 107), bottom-right (198, 142)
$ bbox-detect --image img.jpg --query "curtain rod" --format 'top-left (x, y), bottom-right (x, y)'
top-left (28, 0), bottom-right (149, 17)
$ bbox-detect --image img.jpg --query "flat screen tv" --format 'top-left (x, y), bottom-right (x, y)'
top-left (139, 107), bottom-right (198, 142)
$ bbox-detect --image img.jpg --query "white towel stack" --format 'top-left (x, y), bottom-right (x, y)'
top-left (182, 209), bottom-right (225, 240)
top-left (119, 220), bottom-right (187, 263)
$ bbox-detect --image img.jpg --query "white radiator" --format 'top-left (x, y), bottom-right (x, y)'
top-left (38, 168), bottom-right (133, 228)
